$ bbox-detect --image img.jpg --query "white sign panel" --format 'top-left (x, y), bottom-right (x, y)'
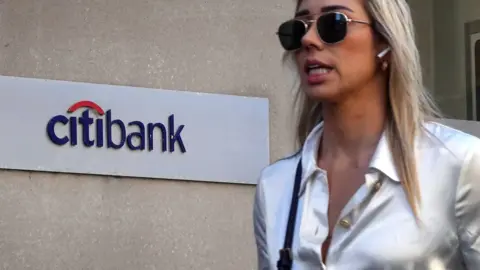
top-left (0, 75), bottom-right (269, 185)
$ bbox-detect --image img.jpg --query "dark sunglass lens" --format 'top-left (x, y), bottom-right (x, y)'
top-left (317, 13), bottom-right (347, 43)
top-left (277, 20), bottom-right (306, 50)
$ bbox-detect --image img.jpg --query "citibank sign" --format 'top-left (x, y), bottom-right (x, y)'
top-left (46, 100), bottom-right (187, 153)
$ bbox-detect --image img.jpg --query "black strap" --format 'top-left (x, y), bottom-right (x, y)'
top-left (277, 159), bottom-right (303, 270)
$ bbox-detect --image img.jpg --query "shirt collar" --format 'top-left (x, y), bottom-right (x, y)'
top-left (298, 122), bottom-right (400, 195)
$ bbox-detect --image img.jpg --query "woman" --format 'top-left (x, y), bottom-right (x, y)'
top-left (253, 0), bottom-right (480, 269)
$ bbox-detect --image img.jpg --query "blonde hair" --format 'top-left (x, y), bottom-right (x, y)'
top-left (291, 0), bottom-right (441, 218)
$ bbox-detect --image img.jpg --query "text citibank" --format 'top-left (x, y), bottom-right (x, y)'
top-left (46, 109), bottom-right (186, 153)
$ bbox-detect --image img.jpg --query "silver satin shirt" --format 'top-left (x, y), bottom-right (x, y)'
top-left (253, 121), bottom-right (480, 269)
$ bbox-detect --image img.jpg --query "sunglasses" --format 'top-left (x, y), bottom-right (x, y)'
top-left (276, 12), bottom-right (371, 51)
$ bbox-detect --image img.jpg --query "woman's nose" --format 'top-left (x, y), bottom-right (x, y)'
top-left (301, 22), bottom-right (324, 50)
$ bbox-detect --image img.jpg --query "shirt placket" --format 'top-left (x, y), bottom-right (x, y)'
top-left (326, 172), bottom-right (385, 266)
top-left (298, 168), bottom-right (329, 269)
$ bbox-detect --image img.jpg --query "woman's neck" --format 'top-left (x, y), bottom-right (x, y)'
top-left (319, 84), bottom-right (387, 168)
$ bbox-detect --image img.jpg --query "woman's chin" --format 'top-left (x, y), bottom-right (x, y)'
top-left (303, 84), bottom-right (341, 102)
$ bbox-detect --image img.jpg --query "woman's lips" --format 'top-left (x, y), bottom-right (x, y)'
top-left (306, 67), bottom-right (333, 85)
top-left (304, 59), bottom-right (334, 85)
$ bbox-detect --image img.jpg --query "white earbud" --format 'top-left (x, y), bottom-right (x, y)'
top-left (377, 47), bottom-right (391, 59)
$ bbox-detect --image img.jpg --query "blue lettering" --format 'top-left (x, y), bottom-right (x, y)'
top-left (168, 114), bottom-right (186, 153)
top-left (69, 116), bottom-right (77, 146)
top-left (126, 121), bottom-right (145, 150)
top-left (79, 109), bottom-right (95, 147)
top-left (106, 110), bottom-right (126, 149)
top-left (47, 108), bottom-right (186, 153)
top-left (46, 115), bottom-right (69, 145)
top-left (96, 118), bottom-right (104, 147)
top-left (147, 122), bottom-right (167, 152)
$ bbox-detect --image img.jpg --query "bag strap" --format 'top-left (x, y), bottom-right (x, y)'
top-left (276, 158), bottom-right (303, 270)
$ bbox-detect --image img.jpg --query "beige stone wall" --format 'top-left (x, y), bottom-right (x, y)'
top-left (0, 0), bottom-right (296, 269)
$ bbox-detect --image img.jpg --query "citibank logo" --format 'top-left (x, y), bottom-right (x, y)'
top-left (46, 100), bottom-right (187, 153)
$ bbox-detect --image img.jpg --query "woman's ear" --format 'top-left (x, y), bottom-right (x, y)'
top-left (376, 46), bottom-right (391, 71)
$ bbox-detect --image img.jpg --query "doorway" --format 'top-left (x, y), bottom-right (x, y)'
top-left (465, 20), bottom-right (480, 121)
top-left (474, 35), bottom-right (480, 120)
top-left (470, 33), bottom-right (480, 120)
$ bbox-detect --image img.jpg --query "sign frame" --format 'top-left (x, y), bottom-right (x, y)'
top-left (0, 75), bottom-right (270, 185)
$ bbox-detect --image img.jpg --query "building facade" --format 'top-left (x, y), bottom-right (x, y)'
top-left (0, 0), bottom-right (479, 269)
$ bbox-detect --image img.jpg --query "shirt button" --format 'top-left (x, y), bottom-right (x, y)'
top-left (339, 218), bottom-right (351, 229)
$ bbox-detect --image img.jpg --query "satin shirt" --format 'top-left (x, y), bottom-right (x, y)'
top-left (253, 121), bottom-right (480, 269)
